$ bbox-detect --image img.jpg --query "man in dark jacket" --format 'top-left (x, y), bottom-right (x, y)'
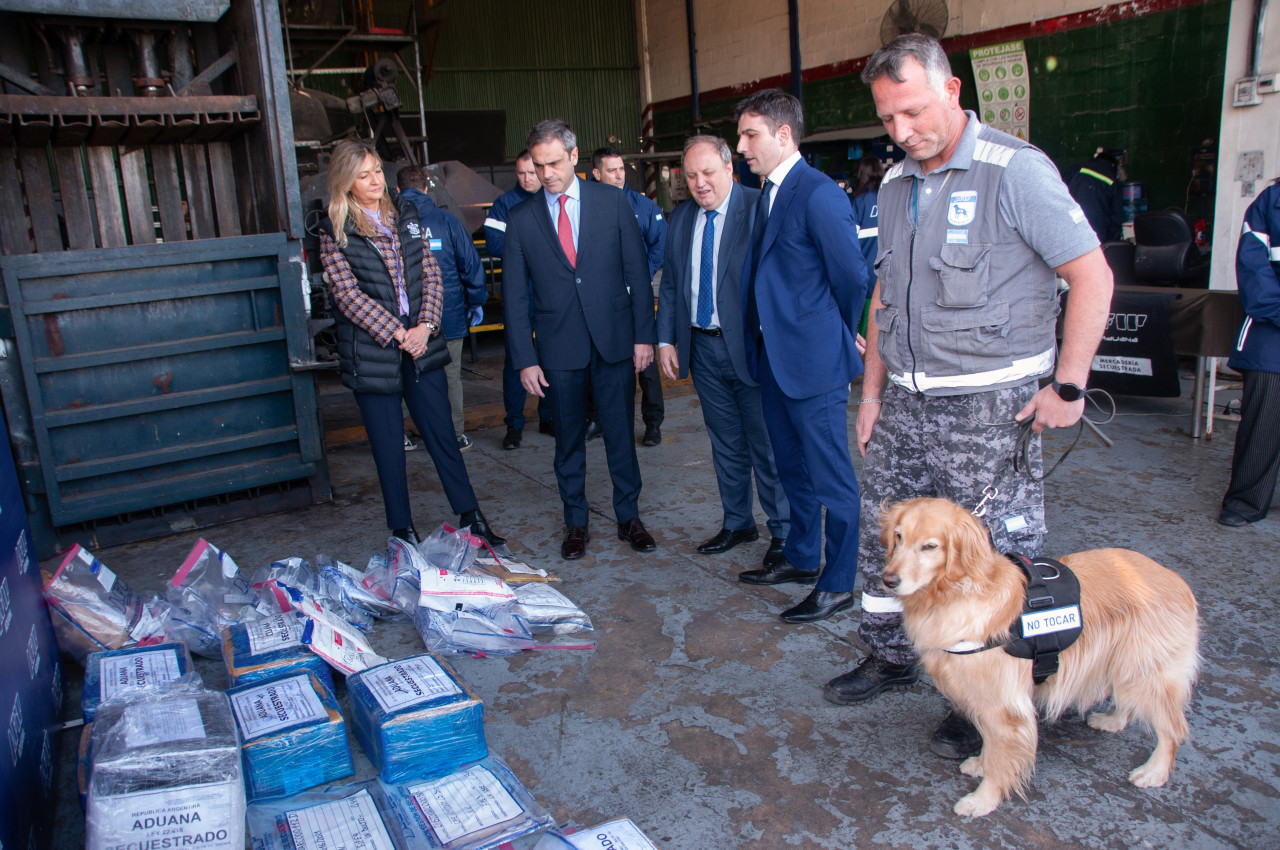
top-left (1066, 147), bottom-right (1126, 244)
top-left (486, 151), bottom-right (553, 449)
top-left (398, 166), bottom-right (488, 450)
top-left (590, 146), bottom-right (668, 446)
top-left (1220, 179), bottom-right (1280, 527)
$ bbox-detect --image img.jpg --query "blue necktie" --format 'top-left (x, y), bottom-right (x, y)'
top-left (696, 209), bottom-right (718, 328)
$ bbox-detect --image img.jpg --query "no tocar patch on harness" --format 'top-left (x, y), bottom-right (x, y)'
top-left (945, 553), bottom-right (1082, 684)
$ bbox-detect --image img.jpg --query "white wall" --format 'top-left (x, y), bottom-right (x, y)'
top-left (644, 0), bottom-right (1112, 104)
top-left (1208, 0), bottom-right (1280, 291)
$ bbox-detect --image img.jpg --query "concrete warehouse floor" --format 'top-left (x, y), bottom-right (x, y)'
top-left (46, 337), bottom-right (1280, 849)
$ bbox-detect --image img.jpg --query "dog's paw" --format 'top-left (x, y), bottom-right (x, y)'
top-left (1128, 762), bottom-right (1171, 788)
top-left (1087, 710), bottom-right (1128, 734)
top-left (954, 790), bottom-right (1000, 817)
top-left (959, 756), bottom-right (984, 778)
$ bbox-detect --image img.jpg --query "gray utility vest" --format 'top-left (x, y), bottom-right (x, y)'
top-left (875, 125), bottom-right (1060, 396)
top-left (320, 194), bottom-right (426, 395)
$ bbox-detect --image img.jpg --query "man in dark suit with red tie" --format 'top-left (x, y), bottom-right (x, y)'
top-left (502, 119), bottom-right (659, 559)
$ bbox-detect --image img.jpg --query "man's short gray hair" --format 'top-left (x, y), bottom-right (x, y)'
top-left (526, 119), bottom-right (577, 153)
top-left (683, 134), bottom-right (732, 165)
top-left (861, 34), bottom-right (953, 97)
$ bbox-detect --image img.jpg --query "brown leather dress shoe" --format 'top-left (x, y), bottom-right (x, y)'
top-left (617, 518), bottom-right (656, 551)
top-left (561, 526), bottom-right (589, 560)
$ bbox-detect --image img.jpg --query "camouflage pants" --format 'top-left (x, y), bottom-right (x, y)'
top-left (856, 379), bottom-right (1046, 665)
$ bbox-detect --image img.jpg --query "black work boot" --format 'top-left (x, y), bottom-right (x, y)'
top-left (823, 657), bottom-right (919, 705)
top-left (930, 709), bottom-right (983, 759)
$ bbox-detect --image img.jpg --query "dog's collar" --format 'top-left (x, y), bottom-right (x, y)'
top-left (943, 554), bottom-right (1083, 685)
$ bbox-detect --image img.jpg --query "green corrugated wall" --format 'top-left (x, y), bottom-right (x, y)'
top-left (654, 0), bottom-right (1230, 214)
top-left (415, 0), bottom-right (641, 162)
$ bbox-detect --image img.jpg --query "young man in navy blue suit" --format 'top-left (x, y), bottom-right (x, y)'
top-left (735, 90), bottom-right (872, 623)
top-left (656, 134), bottom-right (790, 567)
top-left (502, 120), bottom-right (659, 560)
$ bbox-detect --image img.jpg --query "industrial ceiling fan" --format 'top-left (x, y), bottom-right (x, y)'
top-left (880, 0), bottom-right (950, 44)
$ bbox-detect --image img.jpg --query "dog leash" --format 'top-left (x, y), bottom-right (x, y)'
top-left (1013, 388), bottom-right (1116, 482)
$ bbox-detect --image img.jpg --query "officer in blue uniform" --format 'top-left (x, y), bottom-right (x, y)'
top-left (591, 147), bottom-right (668, 446)
top-left (1220, 178), bottom-right (1280, 527)
top-left (485, 150), bottom-right (553, 450)
top-left (398, 166), bottom-right (488, 449)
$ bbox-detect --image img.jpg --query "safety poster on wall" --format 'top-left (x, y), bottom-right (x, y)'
top-left (969, 41), bottom-right (1030, 140)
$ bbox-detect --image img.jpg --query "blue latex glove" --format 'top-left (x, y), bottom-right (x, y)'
top-left (468, 305), bottom-right (484, 326)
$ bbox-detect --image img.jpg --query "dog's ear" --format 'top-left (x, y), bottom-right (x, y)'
top-left (945, 508), bottom-right (992, 583)
top-left (880, 499), bottom-right (904, 557)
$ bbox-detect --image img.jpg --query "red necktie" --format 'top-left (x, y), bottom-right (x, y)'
top-left (558, 194), bottom-right (577, 267)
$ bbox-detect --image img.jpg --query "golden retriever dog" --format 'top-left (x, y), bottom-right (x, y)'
top-left (880, 497), bottom-right (1199, 817)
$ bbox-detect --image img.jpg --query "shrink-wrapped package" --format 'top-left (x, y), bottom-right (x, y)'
top-left (81, 642), bottom-right (197, 721)
top-left (379, 754), bottom-right (554, 850)
top-left (228, 671), bottom-right (353, 801)
top-left (247, 783), bottom-right (401, 850)
top-left (347, 654), bottom-right (486, 785)
top-left (42, 544), bottom-right (144, 661)
top-left (222, 612), bottom-right (335, 689)
top-left (84, 689), bottom-right (245, 850)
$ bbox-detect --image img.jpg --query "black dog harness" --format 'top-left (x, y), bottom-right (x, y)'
top-left (945, 554), bottom-right (1083, 684)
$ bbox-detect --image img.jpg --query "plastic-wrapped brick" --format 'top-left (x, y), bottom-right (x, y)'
top-left (247, 783), bottom-right (400, 850)
top-left (228, 671), bottom-right (353, 801)
top-left (84, 689), bottom-right (245, 850)
top-left (347, 654), bottom-right (486, 785)
top-left (81, 642), bottom-right (197, 722)
top-left (379, 753), bottom-right (554, 849)
top-left (222, 612), bottom-right (335, 689)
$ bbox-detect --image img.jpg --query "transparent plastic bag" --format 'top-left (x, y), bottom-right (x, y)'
top-left (366, 537), bottom-right (428, 615)
top-left (42, 545), bottom-right (143, 662)
top-left (166, 539), bottom-right (260, 656)
top-left (254, 557), bottom-right (375, 632)
top-left (418, 524), bottom-right (480, 573)
top-left (317, 554), bottom-right (403, 621)
top-left (418, 568), bottom-right (516, 613)
top-left (82, 642), bottom-right (203, 721)
top-left (414, 603), bottom-right (534, 656)
top-left (513, 583), bottom-right (593, 635)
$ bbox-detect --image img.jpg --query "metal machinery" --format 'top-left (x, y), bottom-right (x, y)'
top-left (0, 0), bottom-right (329, 558)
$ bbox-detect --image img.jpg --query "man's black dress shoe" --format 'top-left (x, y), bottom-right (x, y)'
top-left (763, 537), bottom-right (786, 567)
top-left (780, 589), bottom-right (854, 623)
top-left (642, 424), bottom-right (662, 446)
top-left (584, 420), bottom-right (603, 441)
top-left (561, 526), bottom-right (589, 560)
top-left (391, 525), bottom-right (419, 545)
top-left (502, 426), bottom-right (522, 450)
top-left (823, 657), bottom-right (919, 704)
top-left (738, 559), bottom-right (818, 585)
top-left (1218, 508), bottom-right (1249, 527)
top-left (930, 709), bottom-right (983, 760)
top-left (617, 518), bottom-right (656, 551)
top-left (697, 527), bottom-right (759, 554)
top-left (460, 509), bottom-right (506, 548)
top-left (539, 419), bottom-right (555, 436)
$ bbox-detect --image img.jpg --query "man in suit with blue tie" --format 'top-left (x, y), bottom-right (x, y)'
top-left (735, 90), bottom-right (872, 623)
top-left (656, 135), bottom-right (790, 567)
top-left (502, 119), bottom-right (659, 560)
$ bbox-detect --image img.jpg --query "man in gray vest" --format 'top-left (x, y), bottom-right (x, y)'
top-left (823, 34), bottom-right (1113, 760)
